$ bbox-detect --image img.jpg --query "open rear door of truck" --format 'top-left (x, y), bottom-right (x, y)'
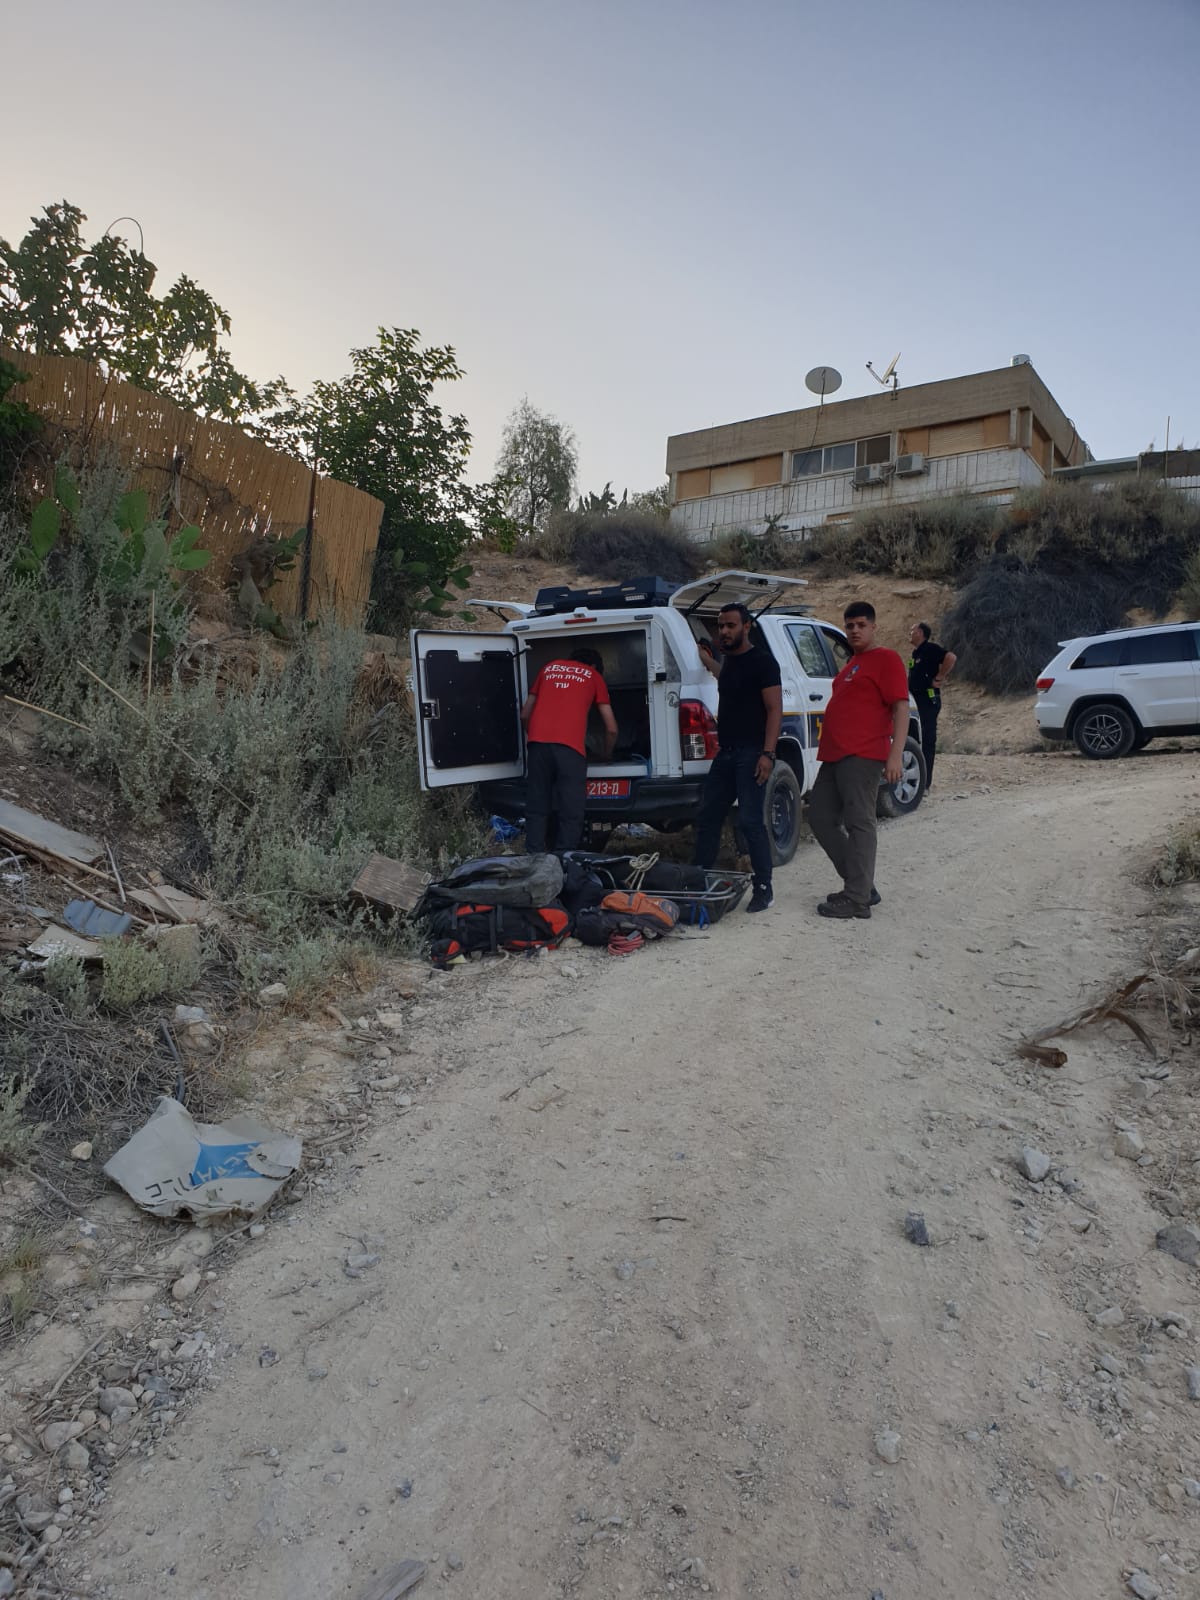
top-left (411, 630), bottom-right (524, 790)
top-left (669, 569), bottom-right (810, 619)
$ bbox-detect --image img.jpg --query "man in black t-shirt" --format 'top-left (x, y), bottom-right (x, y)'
top-left (907, 622), bottom-right (957, 788)
top-left (692, 603), bottom-right (783, 913)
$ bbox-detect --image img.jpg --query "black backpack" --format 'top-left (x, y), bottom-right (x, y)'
top-left (416, 853), bottom-right (564, 916)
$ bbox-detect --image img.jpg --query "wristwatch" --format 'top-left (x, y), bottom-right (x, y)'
top-left (761, 750), bottom-right (776, 762)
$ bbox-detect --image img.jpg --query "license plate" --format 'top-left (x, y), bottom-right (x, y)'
top-left (586, 779), bottom-right (630, 798)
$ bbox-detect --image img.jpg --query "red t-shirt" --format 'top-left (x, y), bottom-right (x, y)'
top-left (817, 647), bottom-right (908, 763)
top-left (527, 661), bottom-right (610, 756)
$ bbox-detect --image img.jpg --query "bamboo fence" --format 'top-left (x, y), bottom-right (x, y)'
top-left (2, 348), bottom-right (383, 623)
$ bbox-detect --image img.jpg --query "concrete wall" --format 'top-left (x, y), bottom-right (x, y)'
top-left (670, 447), bottom-right (1046, 540)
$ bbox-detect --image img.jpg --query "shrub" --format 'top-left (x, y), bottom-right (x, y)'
top-left (0, 1229), bottom-right (48, 1331)
top-left (1170, 547), bottom-right (1200, 619)
top-left (940, 562), bottom-right (1125, 695)
top-left (906, 479), bottom-right (1200, 694)
top-left (1155, 822), bottom-right (1200, 886)
top-left (42, 953), bottom-right (90, 1018)
top-left (999, 478), bottom-right (1200, 612)
top-left (805, 496), bottom-right (998, 581)
top-left (705, 520), bottom-right (808, 572)
top-left (0, 971), bottom-right (28, 1024)
top-left (1, 463), bottom-right (486, 958)
top-left (574, 514), bottom-right (702, 582)
top-left (99, 940), bottom-right (169, 1011)
top-left (0, 457), bottom-right (199, 720)
top-left (0, 1077), bottom-right (42, 1167)
top-left (533, 509), bottom-right (703, 582)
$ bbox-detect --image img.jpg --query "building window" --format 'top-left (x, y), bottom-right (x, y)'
top-left (791, 434), bottom-right (891, 478)
top-left (857, 434), bottom-right (891, 466)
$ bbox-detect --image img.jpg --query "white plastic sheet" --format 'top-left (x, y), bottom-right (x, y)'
top-left (104, 1097), bottom-right (301, 1220)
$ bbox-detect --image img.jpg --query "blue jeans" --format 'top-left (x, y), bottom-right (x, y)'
top-left (692, 747), bottom-right (772, 889)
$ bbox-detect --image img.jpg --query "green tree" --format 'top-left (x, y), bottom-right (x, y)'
top-left (628, 481), bottom-right (671, 520)
top-left (0, 201), bottom-right (291, 427)
top-left (274, 327), bottom-right (508, 626)
top-left (495, 397), bottom-right (578, 538)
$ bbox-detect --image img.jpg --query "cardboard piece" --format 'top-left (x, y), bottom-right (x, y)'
top-left (103, 1097), bottom-right (302, 1220)
top-left (29, 924), bottom-right (104, 961)
top-left (129, 885), bottom-right (216, 925)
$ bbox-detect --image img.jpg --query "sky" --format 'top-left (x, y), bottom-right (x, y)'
top-left (5, 0), bottom-right (1200, 493)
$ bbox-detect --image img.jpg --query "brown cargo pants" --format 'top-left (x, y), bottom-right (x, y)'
top-left (808, 756), bottom-right (883, 910)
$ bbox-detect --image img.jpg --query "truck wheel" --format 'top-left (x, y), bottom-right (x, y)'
top-left (1072, 702), bottom-right (1136, 760)
top-left (764, 761), bottom-right (803, 865)
top-left (877, 736), bottom-right (926, 818)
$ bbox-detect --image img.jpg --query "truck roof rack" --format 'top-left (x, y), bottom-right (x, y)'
top-left (532, 576), bottom-right (679, 615)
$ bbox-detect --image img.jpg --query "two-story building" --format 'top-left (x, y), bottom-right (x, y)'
top-left (666, 359), bottom-right (1092, 541)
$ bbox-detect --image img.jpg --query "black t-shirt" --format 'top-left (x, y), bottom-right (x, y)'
top-left (716, 646), bottom-right (782, 748)
top-left (908, 639), bottom-right (947, 695)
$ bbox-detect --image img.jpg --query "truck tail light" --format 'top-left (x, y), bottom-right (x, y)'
top-left (678, 699), bottom-right (719, 760)
top-left (1036, 677), bottom-right (1055, 691)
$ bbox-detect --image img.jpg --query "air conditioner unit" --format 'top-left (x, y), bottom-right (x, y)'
top-left (853, 463), bottom-right (890, 488)
top-left (895, 452), bottom-right (927, 477)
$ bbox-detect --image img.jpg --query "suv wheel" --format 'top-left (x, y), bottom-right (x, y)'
top-left (764, 761), bottom-right (803, 866)
top-left (877, 736), bottom-right (927, 818)
top-left (1072, 702), bottom-right (1136, 760)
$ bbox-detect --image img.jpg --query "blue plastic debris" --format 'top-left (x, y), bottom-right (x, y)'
top-left (488, 815), bottom-right (523, 842)
top-left (63, 898), bottom-right (133, 939)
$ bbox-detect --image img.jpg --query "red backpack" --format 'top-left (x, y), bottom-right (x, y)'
top-left (427, 903), bottom-right (570, 966)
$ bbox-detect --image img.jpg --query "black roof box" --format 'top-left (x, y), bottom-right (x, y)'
top-left (532, 575), bottom-right (679, 615)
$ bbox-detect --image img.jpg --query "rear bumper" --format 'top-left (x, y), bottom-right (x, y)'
top-left (1037, 723), bottom-right (1068, 741)
top-left (481, 775), bottom-right (707, 825)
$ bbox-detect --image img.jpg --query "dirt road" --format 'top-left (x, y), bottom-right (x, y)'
top-left (83, 752), bottom-right (1200, 1600)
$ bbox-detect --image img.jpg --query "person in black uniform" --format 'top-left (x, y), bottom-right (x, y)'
top-left (692, 603), bottom-right (783, 913)
top-left (907, 622), bottom-right (957, 788)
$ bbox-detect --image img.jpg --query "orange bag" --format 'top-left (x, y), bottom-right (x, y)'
top-left (599, 891), bottom-right (679, 936)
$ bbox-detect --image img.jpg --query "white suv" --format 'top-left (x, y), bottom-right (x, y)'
top-left (1035, 621), bottom-right (1200, 758)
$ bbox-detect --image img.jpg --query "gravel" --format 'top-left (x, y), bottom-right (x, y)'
top-left (1018, 1147), bottom-right (1051, 1183)
top-left (903, 1212), bottom-right (931, 1247)
top-left (1156, 1222), bottom-right (1200, 1267)
top-left (1113, 1126), bottom-right (1144, 1160)
top-left (1126, 1572), bottom-right (1161, 1600)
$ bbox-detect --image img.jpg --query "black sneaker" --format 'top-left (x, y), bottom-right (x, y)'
top-left (824, 887), bottom-right (882, 907)
top-left (746, 886), bottom-right (773, 913)
top-left (818, 897), bottom-right (870, 920)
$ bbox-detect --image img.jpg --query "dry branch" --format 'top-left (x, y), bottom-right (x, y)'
top-left (1018, 970), bottom-right (1169, 1069)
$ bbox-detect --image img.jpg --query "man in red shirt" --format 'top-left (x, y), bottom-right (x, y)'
top-left (521, 648), bottom-right (618, 852)
top-left (810, 601), bottom-right (909, 920)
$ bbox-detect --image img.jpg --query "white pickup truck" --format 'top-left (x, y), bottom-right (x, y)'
top-left (411, 570), bottom-right (926, 863)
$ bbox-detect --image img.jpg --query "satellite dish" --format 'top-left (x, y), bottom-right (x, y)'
top-left (866, 351), bottom-right (902, 390)
top-left (805, 365), bottom-right (842, 400)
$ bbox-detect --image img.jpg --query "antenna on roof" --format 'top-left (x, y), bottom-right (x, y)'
top-left (866, 351), bottom-right (901, 394)
top-left (805, 365), bottom-right (842, 401)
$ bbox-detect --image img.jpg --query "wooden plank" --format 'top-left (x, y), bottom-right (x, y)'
top-left (355, 1558), bottom-right (427, 1600)
top-left (0, 800), bottom-right (104, 865)
top-left (351, 854), bottom-right (430, 916)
